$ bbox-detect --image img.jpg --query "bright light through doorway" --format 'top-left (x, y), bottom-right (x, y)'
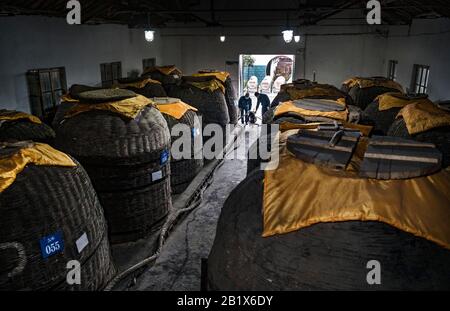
top-left (238, 54), bottom-right (295, 121)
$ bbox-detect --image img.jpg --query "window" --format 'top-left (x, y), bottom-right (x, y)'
top-left (100, 61), bottom-right (122, 87)
top-left (26, 67), bottom-right (67, 123)
top-left (143, 58), bottom-right (156, 72)
top-left (411, 64), bottom-right (430, 94)
top-left (387, 60), bottom-right (398, 81)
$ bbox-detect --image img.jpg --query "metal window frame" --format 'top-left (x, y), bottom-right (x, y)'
top-left (142, 58), bottom-right (156, 72)
top-left (411, 64), bottom-right (430, 95)
top-left (26, 66), bottom-right (67, 123)
top-left (387, 60), bottom-right (398, 81)
top-left (100, 61), bottom-right (122, 87)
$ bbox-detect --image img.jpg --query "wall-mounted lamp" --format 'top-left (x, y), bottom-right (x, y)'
top-left (220, 35), bottom-right (226, 42)
top-left (294, 35), bottom-right (301, 43)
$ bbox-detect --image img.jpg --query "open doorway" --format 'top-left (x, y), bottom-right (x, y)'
top-left (239, 54), bottom-right (295, 119)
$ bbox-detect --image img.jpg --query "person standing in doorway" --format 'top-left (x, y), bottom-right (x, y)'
top-left (238, 93), bottom-right (252, 125)
top-left (254, 92), bottom-right (271, 118)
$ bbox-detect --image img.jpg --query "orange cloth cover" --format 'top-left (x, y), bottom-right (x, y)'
top-left (274, 100), bottom-right (349, 122)
top-left (0, 110), bottom-right (42, 125)
top-left (64, 95), bottom-right (154, 120)
top-left (0, 143), bottom-right (76, 193)
top-left (397, 101), bottom-right (450, 135)
top-left (376, 92), bottom-right (432, 111)
top-left (343, 77), bottom-right (404, 93)
top-left (263, 132), bottom-right (450, 250)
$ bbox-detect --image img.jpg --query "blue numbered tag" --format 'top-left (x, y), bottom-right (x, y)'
top-left (39, 231), bottom-right (64, 259)
top-left (160, 149), bottom-right (169, 165)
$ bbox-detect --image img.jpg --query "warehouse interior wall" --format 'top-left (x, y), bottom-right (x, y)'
top-left (1, 15), bottom-right (449, 113)
top-left (384, 18), bottom-right (450, 101)
top-left (0, 16), bottom-right (163, 112)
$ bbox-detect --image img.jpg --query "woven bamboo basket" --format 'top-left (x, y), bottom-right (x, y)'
top-left (342, 78), bottom-right (402, 110)
top-left (388, 119), bottom-right (450, 167)
top-left (99, 176), bottom-right (171, 244)
top-left (141, 70), bottom-right (180, 91)
top-left (153, 97), bottom-right (204, 194)
top-left (55, 103), bottom-right (170, 166)
top-left (0, 157), bottom-right (116, 290)
top-left (271, 83), bottom-right (351, 108)
top-left (117, 77), bottom-right (167, 98)
top-left (54, 89), bottom-right (172, 242)
top-left (167, 76), bottom-right (230, 127)
top-left (0, 120), bottom-right (55, 145)
top-left (361, 101), bottom-right (403, 135)
top-left (207, 170), bottom-right (450, 290)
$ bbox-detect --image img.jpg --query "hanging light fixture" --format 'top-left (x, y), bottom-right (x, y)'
top-left (282, 30), bottom-right (294, 43)
top-left (145, 30), bottom-right (155, 42)
top-left (294, 26), bottom-right (301, 43)
top-left (220, 35), bottom-right (226, 42)
top-left (144, 13), bottom-right (155, 42)
top-left (282, 12), bottom-right (293, 43)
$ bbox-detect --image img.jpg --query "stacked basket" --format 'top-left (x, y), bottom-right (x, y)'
top-left (361, 92), bottom-right (431, 135)
top-left (141, 65), bottom-right (182, 93)
top-left (0, 109), bottom-right (55, 144)
top-left (264, 82), bottom-right (357, 124)
top-left (387, 101), bottom-right (450, 167)
top-left (341, 76), bottom-right (404, 109)
top-left (0, 141), bottom-right (115, 290)
top-left (116, 76), bottom-right (167, 98)
top-left (167, 75), bottom-right (230, 153)
top-left (153, 97), bottom-right (204, 194)
top-left (194, 70), bottom-right (238, 125)
top-left (209, 132), bottom-right (450, 290)
top-left (54, 88), bottom-right (172, 243)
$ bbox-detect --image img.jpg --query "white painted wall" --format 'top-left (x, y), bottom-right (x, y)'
top-left (158, 12), bottom-right (390, 94)
top-left (1, 15), bottom-right (449, 113)
top-left (0, 16), bottom-right (163, 112)
top-left (384, 18), bottom-right (450, 101)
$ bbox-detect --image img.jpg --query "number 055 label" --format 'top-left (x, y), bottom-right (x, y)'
top-left (40, 231), bottom-right (64, 259)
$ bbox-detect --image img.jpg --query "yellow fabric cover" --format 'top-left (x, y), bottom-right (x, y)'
top-left (343, 77), bottom-right (404, 92)
top-left (0, 143), bottom-right (76, 193)
top-left (397, 101), bottom-right (450, 135)
top-left (60, 94), bottom-right (80, 103)
top-left (376, 92), bottom-right (432, 111)
top-left (186, 79), bottom-right (226, 94)
top-left (192, 71), bottom-right (230, 83)
top-left (143, 65), bottom-right (181, 76)
top-left (0, 110), bottom-right (42, 124)
top-left (274, 100), bottom-right (349, 121)
top-left (156, 101), bottom-right (198, 120)
top-left (263, 135), bottom-right (450, 250)
top-left (278, 121), bottom-right (373, 137)
top-left (285, 86), bottom-right (345, 101)
top-left (115, 78), bottom-right (162, 89)
top-left (64, 95), bottom-right (154, 120)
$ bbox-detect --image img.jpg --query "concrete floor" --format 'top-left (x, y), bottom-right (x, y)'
top-left (132, 124), bottom-right (259, 291)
